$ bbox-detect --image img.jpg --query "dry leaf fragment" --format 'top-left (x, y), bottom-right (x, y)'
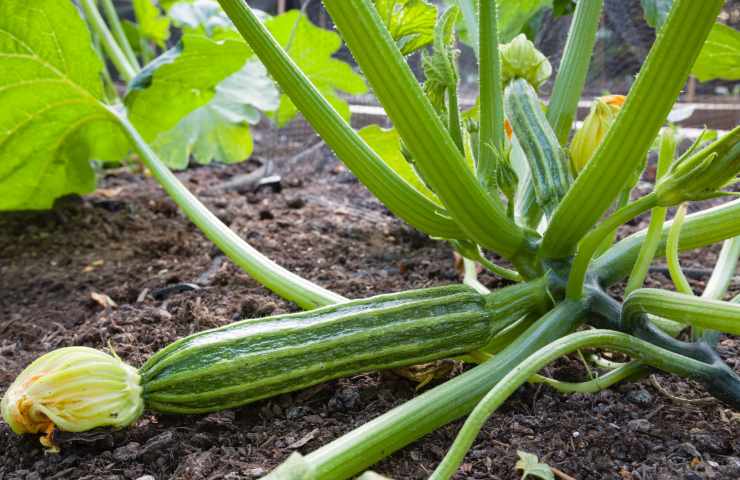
top-left (90, 292), bottom-right (117, 309)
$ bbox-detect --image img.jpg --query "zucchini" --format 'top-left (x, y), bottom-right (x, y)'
top-left (505, 78), bottom-right (572, 218)
top-left (4, 281), bottom-right (548, 443)
top-left (140, 285), bottom-right (504, 413)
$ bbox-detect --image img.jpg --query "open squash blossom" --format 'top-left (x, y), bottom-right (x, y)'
top-left (1, 347), bottom-right (143, 448)
top-left (499, 34), bottom-right (552, 91)
top-left (570, 95), bottom-right (626, 173)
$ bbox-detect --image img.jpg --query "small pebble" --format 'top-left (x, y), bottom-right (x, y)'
top-left (625, 388), bottom-right (653, 405)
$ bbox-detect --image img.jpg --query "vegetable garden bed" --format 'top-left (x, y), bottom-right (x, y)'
top-left (2, 0), bottom-right (740, 478)
top-left (1, 139), bottom-right (739, 479)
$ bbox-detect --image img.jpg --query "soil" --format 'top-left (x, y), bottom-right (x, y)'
top-left (1, 133), bottom-right (739, 480)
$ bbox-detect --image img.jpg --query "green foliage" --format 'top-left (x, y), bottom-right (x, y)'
top-left (422, 5), bottom-right (460, 112)
top-left (151, 60), bottom-right (279, 168)
top-left (691, 23), bottom-right (740, 82)
top-left (445, 0), bottom-right (551, 47)
top-left (358, 125), bottom-right (439, 203)
top-left (374, 0), bottom-right (437, 55)
top-left (515, 451), bottom-right (554, 480)
top-left (133, 0), bottom-right (171, 47)
top-left (0, 0), bottom-right (127, 210)
top-left (498, 0), bottom-right (551, 42)
top-left (167, 0), bottom-right (234, 36)
top-left (640, 0), bottom-right (673, 30)
top-left (126, 6), bottom-right (360, 168)
top-left (551, 0), bottom-right (577, 17)
top-left (641, 1), bottom-right (739, 82)
top-left (124, 34), bottom-right (253, 168)
top-left (265, 11), bottom-right (367, 126)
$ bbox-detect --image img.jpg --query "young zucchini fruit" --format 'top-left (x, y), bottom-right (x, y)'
top-left (2, 285), bottom-right (515, 444)
top-left (505, 78), bottom-right (572, 218)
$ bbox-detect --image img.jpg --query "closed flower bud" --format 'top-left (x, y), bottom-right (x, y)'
top-left (570, 95), bottom-right (626, 173)
top-left (1, 347), bottom-right (143, 449)
top-left (499, 34), bottom-right (552, 90)
top-left (655, 126), bottom-right (740, 206)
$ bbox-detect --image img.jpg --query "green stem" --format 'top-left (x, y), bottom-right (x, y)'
top-left (567, 193), bottom-right (657, 299)
top-left (79, 0), bottom-right (137, 82)
top-left (596, 198), bottom-right (740, 286)
top-left (462, 258), bottom-right (489, 294)
top-left (111, 108), bottom-right (347, 309)
top-left (546, 0), bottom-right (604, 144)
top-left (452, 0), bottom-right (478, 58)
top-left (625, 129), bottom-right (677, 294)
top-left (82, 13), bottom-right (120, 103)
top-left (700, 235), bottom-right (740, 343)
top-left (99, 0), bottom-right (140, 71)
top-left (703, 236), bottom-right (740, 300)
top-left (323, 0), bottom-right (534, 265)
top-left (139, 37), bottom-right (153, 65)
top-left (593, 187), bottom-right (632, 258)
top-left (530, 360), bottom-right (644, 394)
top-left (216, 0), bottom-right (463, 240)
top-left (447, 88), bottom-right (465, 154)
top-left (430, 328), bottom-right (713, 479)
top-left (481, 313), bottom-right (538, 355)
top-left (589, 354), bottom-right (628, 370)
top-left (666, 204), bottom-right (694, 295)
top-left (624, 289), bottom-right (740, 335)
top-left (478, 254), bottom-right (523, 283)
top-left (542, 0), bottom-right (724, 259)
top-left (298, 279), bottom-right (560, 480)
top-left (477, 0), bottom-right (505, 185)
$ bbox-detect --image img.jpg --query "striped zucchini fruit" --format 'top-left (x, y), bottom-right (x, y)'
top-left (505, 78), bottom-right (572, 218)
top-left (140, 285), bottom-right (502, 413)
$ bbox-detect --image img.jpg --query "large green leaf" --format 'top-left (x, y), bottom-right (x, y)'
top-left (125, 34), bottom-right (251, 146)
top-left (692, 23), bottom-right (740, 82)
top-left (498, 0), bottom-right (551, 42)
top-left (133, 0), bottom-right (171, 47)
top-left (0, 0), bottom-right (127, 211)
top-left (358, 125), bottom-right (439, 203)
top-left (374, 0), bottom-right (438, 55)
top-left (265, 11), bottom-right (367, 127)
top-left (169, 0), bottom-right (231, 36)
top-left (152, 59), bottom-right (279, 168)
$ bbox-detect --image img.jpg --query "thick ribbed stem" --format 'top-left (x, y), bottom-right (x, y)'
top-left (567, 193), bottom-right (657, 298)
top-left (625, 130), bottom-right (676, 294)
top-left (542, 0), bottom-right (724, 259)
top-left (477, 0), bottom-right (505, 185)
top-left (216, 0), bottom-right (464, 239)
top-left (624, 289), bottom-right (740, 335)
top-left (323, 0), bottom-right (534, 265)
top-left (595, 199), bottom-right (740, 286)
top-left (546, 0), bottom-right (605, 144)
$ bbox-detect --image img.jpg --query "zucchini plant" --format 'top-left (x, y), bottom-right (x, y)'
top-left (2, 0), bottom-right (740, 479)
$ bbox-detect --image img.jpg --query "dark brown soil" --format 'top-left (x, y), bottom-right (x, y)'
top-left (1, 137), bottom-right (739, 480)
